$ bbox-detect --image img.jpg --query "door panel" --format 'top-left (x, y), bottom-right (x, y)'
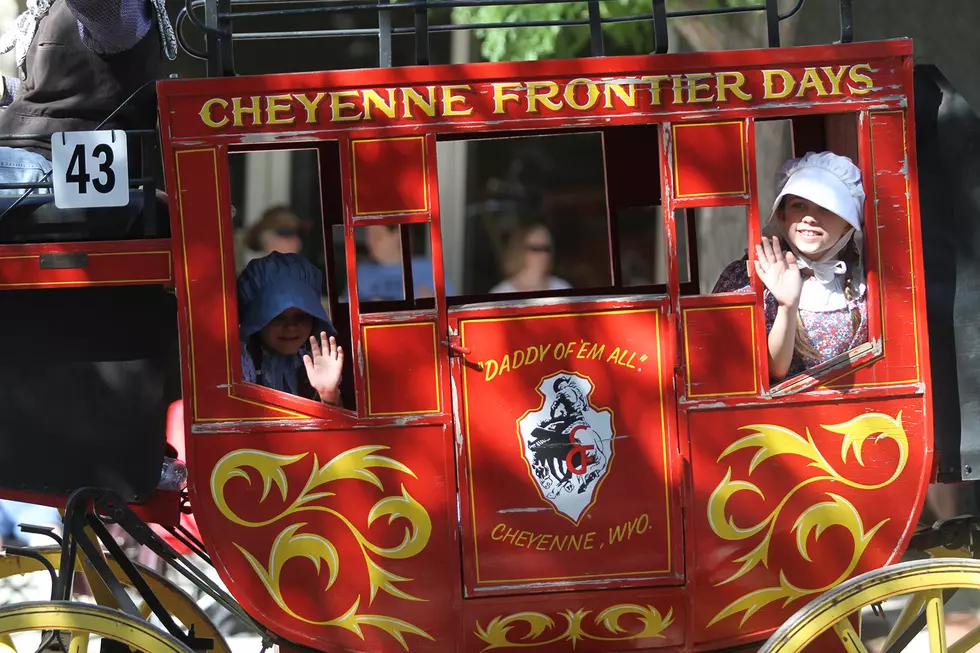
top-left (451, 300), bottom-right (684, 597)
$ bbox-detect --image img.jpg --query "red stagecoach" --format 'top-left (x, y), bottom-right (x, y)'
top-left (0, 1), bottom-right (976, 652)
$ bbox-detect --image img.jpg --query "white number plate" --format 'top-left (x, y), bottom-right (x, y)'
top-left (51, 130), bottom-right (129, 209)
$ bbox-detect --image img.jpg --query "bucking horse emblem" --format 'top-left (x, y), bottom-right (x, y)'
top-left (517, 372), bottom-right (615, 523)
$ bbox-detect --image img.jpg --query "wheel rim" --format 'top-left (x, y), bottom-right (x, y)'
top-left (760, 558), bottom-right (980, 653)
top-left (0, 547), bottom-right (230, 653)
top-left (0, 601), bottom-right (195, 653)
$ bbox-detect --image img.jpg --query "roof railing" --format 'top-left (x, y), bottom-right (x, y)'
top-left (177, 0), bottom-right (855, 78)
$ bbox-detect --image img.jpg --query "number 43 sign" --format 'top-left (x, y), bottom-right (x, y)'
top-left (51, 130), bottom-right (129, 209)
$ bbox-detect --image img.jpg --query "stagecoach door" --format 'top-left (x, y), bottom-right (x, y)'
top-left (448, 296), bottom-right (684, 596)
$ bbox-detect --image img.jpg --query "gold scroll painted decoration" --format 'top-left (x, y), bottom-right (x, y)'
top-left (475, 604), bottom-right (673, 651)
top-left (210, 445), bottom-right (433, 650)
top-left (707, 411), bottom-right (909, 627)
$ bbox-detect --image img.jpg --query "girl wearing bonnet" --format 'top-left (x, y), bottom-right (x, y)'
top-left (238, 252), bottom-right (344, 406)
top-left (713, 151), bottom-right (868, 380)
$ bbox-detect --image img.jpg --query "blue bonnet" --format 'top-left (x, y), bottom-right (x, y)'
top-left (237, 252), bottom-right (336, 341)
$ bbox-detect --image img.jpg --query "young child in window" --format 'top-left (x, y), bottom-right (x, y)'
top-left (713, 151), bottom-right (868, 380)
top-left (238, 252), bottom-right (344, 406)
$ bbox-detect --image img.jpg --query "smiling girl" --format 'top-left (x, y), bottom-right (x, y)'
top-left (713, 151), bottom-right (868, 380)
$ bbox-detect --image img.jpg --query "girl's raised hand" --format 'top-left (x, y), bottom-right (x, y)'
top-left (753, 236), bottom-right (802, 309)
top-left (303, 332), bottom-right (344, 405)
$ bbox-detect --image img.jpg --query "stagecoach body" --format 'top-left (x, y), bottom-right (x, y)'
top-left (144, 38), bottom-right (932, 652)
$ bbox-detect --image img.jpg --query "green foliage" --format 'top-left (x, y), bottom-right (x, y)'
top-left (450, 0), bottom-right (757, 62)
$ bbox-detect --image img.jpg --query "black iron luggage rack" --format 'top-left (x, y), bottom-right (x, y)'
top-left (176, 0), bottom-right (854, 77)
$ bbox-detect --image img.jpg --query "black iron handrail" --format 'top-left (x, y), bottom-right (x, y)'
top-left (177, 0), bottom-right (827, 76)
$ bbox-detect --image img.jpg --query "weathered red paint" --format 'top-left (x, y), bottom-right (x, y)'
top-left (155, 39), bottom-right (933, 653)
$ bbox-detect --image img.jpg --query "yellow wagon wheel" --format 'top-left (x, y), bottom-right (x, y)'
top-left (0, 601), bottom-right (195, 653)
top-left (760, 558), bottom-right (980, 653)
top-left (0, 548), bottom-right (230, 653)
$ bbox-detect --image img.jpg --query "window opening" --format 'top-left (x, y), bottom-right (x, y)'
top-left (229, 146), bottom-right (355, 411)
top-left (748, 112), bottom-right (872, 387)
top-left (688, 206), bottom-right (750, 296)
top-left (439, 131), bottom-right (612, 298)
top-left (344, 223), bottom-right (438, 310)
top-left (617, 205), bottom-right (692, 290)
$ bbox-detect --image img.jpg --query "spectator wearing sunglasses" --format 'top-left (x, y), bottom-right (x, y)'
top-left (491, 223), bottom-right (571, 293)
top-left (244, 205), bottom-right (306, 263)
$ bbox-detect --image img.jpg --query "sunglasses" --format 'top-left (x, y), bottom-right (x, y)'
top-left (525, 243), bottom-right (552, 253)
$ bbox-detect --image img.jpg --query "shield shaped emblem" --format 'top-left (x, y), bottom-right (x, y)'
top-left (517, 372), bottom-right (615, 524)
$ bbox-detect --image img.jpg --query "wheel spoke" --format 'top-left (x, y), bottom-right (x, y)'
top-left (833, 618), bottom-right (870, 653)
top-left (67, 631), bottom-right (87, 653)
top-left (882, 590), bottom-right (928, 652)
top-left (926, 590), bottom-right (947, 653)
top-left (0, 632), bottom-right (16, 653)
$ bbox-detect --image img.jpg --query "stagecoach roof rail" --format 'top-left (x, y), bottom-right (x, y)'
top-left (177, 0), bottom-right (826, 76)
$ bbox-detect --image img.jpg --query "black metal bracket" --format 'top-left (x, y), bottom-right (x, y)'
top-left (765, 0), bottom-right (780, 47)
top-left (414, 0), bottom-right (430, 66)
top-left (651, 0), bottom-right (667, 54)
top-left (838, 0), bottom-right (854, 44)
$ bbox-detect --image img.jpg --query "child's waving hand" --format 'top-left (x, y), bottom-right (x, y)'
top-left (303, 332), bottom-right (344, 406)
top-left (753, 236), bottom-right (802, 309)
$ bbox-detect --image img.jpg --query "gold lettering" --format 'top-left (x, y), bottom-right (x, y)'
top-left (763, 69), bottom-right (795, 99)
top-left (232, 96), bottom-right (261, 127)
top-left (537, 535), bottom-right (551, 551)
top-left (821, 66), bottom-right (848, 95)
top-left (554, 343), bottom-right (566, 360)
top-left (641, 75), bottom-right (670, 105)
top-left (441, 85), bottom-right (474, 116)
top-left (492, 82), bottom-right (522, 115)
top-left (583, 531), bottom-right (596, 550)
top-left (484, 359), bottom-right (498, 382)
top-left (716, 72), bottom-right (752, 102)
top-left (264, 94), bottom-right (295, 125)
top-left (295, 92), bottom-right (327, 123)
top-left (502, 527), bottom-right (518, 545)
top-left (526, 81), bottom-right (563, 113)
top-left (670, 75), bottom-right (684, 104)
top-left (500, 354), bottom-right (511, 375)
top-left (606, 347), bottom-right (621, 364)
top-left (362, 88), bottom-right (397, 119)
top-left (588, 343), bottom-right (604, 360)
top-left (514, 531), bottom-right (529, 548)
top-left (576, 342), bottom-right (590, 359)
top-left (847, 63), bottom-right (874, 95)
top-left (491, 524), bottom-right (506, 540)
top-left (568, 534), bottom-right (583, 551)
top-left (330, 91), bottom-right (362, 122)
top-left (564, 78), bottom-right (600, 111)
top-left (199, 98), bottom-right (229, 128)
top-left (796, 68), bottom-right (829, 97)
top-left (603, 82), bottom-right (635, 109)
top-left (525, 346), bottom-right (540, 366)
top-left (401, 86), bottom-right (437, 118)
top-left (512, 349), bottom-right (525, 370)
top-left (686, 73), bottom-right (713, 103)
top-left (565, 341), bottom-right (576, 359)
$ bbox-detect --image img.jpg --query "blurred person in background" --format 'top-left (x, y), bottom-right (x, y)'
top-left (355, 224), bottom-right (444, 300)
top-left (491, 223), bottom-right (571, 293)
top-left (242, 205), bottom-right (306, 266)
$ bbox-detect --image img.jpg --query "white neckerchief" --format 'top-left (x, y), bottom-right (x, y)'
top-left (0, 0), bottom-right (52, 67)
top-left (763, 223), bottom-right (866, 313)
top-left (0, 0), bottom-right (177, 67)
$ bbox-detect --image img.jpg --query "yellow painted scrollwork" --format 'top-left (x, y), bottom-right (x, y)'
top-left (211, 445), bottom-right (434, 649)
top-left (474, 604), bottom-right (673, 650)
top-left (707, 411), bottom-right (909, 627)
